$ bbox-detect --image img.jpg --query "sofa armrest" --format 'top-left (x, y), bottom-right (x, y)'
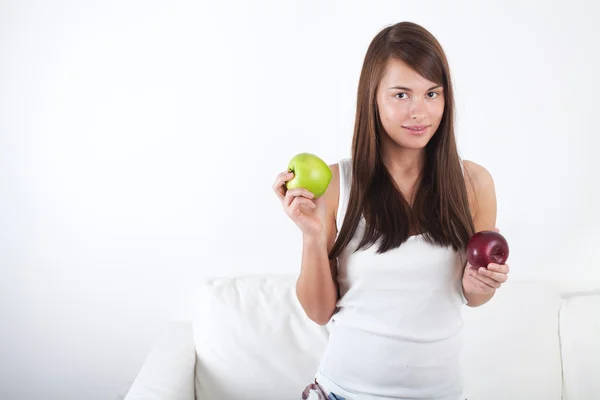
top-left (125, 321), bottom-right (195, 400)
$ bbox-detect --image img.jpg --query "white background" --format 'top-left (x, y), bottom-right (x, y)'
top-left (1, 1), bottom-right (599, 398)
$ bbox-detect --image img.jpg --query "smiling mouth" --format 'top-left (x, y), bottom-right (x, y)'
top-left (402, 125), bottom-right (429, 134)
top-left (403, 125), bottom-right (428, 130)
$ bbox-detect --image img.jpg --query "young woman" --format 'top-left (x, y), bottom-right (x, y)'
top-left (273, 21), bottom-right (510, 400)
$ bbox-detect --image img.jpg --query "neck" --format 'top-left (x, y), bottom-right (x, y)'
top-left (381, 146), bottom-right (426, 181)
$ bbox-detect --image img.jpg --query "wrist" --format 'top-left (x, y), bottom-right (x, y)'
top-left (303, 232), bottom-right (328, 247)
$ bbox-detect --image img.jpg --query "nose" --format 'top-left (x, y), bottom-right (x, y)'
top-left (409, 97), bottom-right (426, 121)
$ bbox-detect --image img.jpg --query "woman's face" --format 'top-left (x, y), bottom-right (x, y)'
top-left (376, 58), bottom-right (445, 150)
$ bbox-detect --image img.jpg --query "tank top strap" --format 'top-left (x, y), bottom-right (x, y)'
top-left (335, 158), bottom-right (352, 236)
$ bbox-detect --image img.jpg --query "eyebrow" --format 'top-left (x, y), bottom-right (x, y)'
top-left (388, 85), bottom-right (443, 91)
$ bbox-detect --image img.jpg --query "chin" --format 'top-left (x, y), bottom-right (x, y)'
top-left (397, 136), bottom-right (432, 149)
top-left (383, 129), bottom-right (435, 150)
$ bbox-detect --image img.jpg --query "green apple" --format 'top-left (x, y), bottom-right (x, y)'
top-left (286, 153), bottom-right (332, 198)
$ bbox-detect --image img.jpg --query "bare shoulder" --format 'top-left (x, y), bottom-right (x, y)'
top-left (462, 160), bottom-right (497, 229)
top-left (462, 160), bottom-right (495, 191)
top-left (324, 163), bottom-right (341, 223)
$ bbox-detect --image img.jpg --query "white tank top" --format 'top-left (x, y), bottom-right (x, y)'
top-left (315, 158), bottom-right (468, 400)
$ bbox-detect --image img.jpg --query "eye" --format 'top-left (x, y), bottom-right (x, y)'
top-left (395, 93), bottom-right (408, 99)
top-left (427, 91), bottom-right (440, 99)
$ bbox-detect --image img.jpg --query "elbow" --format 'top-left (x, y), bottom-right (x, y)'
top-left (295, 284), bottom-right (338, 325)
top-left (297, 294), bottom-right (336, 325)
top-left (308, 309), bottom-right (335, 326)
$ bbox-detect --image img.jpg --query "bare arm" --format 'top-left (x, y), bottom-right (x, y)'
top-left (462, 161), bottom-right (502, 307)
top-left (295, 163), bottom-right (340, 325)
top-left (296, 216), bottom-right (339, 325)
top-left (273, 162), bottom-right (340, 325)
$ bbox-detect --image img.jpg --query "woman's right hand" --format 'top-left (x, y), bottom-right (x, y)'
top-left (272, 170), bottom-right (328, 238)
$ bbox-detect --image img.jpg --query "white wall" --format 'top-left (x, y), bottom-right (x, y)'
top-left (1, 1), bottom-right (598, 398)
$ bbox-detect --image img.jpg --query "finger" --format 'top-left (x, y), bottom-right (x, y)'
top-left (493, 228), bottom-right (500, 233)
top-left (488, 263), bottom-right (510, 274)
top-left (469, 268), bottom-right (497, 287)
top-left (272, 170), bottom-right (293, 189)
top-left (272, 171), bottom-right (294, 199)
top-left (284, 188), bottom-right (315, 207)
top-left (478, 267), bottom-right (508, 283)
top-left (289, 197), bottom-right (316, 216)
top-left (468, 274), bottom-right (495, 293)
top-left (470, 269), bottom-right (501, 289)
top-left (295, 196), bottom-right (316, 209)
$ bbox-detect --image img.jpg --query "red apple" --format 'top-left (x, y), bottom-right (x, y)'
top-left (466, 230), bottom-right (509, 269)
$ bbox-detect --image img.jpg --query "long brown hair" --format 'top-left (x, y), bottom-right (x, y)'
top-left (329, 21), bottom-right (475, 260)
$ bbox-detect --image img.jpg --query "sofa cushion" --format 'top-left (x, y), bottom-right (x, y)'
top-left (559, 289), bottom-right (600, 400)
top-left (191, 276), bottom-right (564, 400)
top-left (460, 280), bottom-right (563, 400)
top-left (125, 322), bottom-right (195, 400)
top-left (191, 275), bottom-right (329, 400)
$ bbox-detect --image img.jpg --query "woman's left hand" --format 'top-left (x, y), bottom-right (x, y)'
top-left (462, 261), bottom-right (510, 295)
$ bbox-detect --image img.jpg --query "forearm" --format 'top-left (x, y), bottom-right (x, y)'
top-left (296, 234), bottom-right (338, 325)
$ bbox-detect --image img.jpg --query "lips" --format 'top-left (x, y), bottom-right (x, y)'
top-left (402, 125), bottom-right (429, 135)
top-left (403, 125), bottom-right (428, 131)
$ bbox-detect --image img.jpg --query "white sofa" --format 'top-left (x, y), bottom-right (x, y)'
top-left (124, 275), bottom-right (600, 400)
